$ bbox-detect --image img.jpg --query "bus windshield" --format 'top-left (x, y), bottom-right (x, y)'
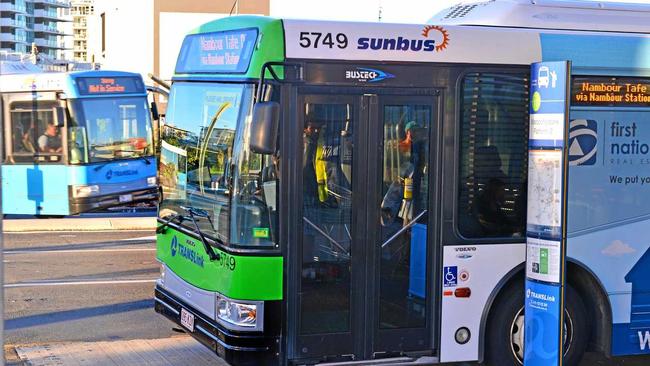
top-left (68, 97), bottom-right (154, 163)
top-left (159, 82), bottom-right (277, 249)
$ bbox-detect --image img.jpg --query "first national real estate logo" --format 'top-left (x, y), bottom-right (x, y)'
top-left (569, 119), bottom-right (598, 166)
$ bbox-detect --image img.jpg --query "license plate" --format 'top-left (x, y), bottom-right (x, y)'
top-left (119, 194), bottom-right (133, 203)
top-left (180, 308), bottom-right (195, 332)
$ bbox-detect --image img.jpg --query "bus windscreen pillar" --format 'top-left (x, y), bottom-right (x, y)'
top-left (524, 61), bottom-right (571, 366)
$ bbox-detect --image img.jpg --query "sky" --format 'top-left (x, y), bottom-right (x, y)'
top-left (270, 0), bottom-right (650, 23)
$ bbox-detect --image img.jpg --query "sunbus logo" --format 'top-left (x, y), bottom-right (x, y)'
top-left (357, 25), bottom-right (449, 52)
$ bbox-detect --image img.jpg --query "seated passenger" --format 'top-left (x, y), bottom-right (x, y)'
top-left (476, 178), bottom-right (513, 236)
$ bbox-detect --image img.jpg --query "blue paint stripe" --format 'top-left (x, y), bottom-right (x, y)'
top-left (529, 139), bottom-right (564, 149)
top-left (541, 34), bottom-right (650, 70)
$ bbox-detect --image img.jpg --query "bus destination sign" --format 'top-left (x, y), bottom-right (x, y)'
top-left (175, 28), bottom-right (258, 74)
top-left (76, 76), bottom-right (144, 95)
top-left (572, 77), bottom-right (650, 107)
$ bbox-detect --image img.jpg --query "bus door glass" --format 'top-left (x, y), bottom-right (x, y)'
top-left (375, 95), bottom-right (433, 352)
top-left (298, 94), bottom-right (357, 359)
top-left (294, 90), bottom-right (438, 362)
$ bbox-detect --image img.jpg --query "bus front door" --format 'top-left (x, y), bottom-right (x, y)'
top-left (292, 90), bottom-right (439, 363)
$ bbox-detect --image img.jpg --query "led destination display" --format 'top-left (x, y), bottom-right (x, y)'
top-left (572, 77), bottom-right (650, 107)
top-left (175, 28), bottom-right (258, 74)
top-left (76, 76), bottom-right (145, 95)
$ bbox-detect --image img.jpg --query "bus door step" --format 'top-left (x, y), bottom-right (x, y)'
top-left (318, 356), bottom-right (439, 365)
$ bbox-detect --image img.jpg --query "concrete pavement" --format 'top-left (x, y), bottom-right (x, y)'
top-left (6, 230), bottom-right (650, 366)
top-left (12, 337), bottom-right (226, 366)
top-left (3, 229), bottom-right (224, 366)
top-left (3, 217), bottom-right (157, 232)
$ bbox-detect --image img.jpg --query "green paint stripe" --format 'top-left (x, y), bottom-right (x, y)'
top-left (157, 227), bottom-right (283, 301)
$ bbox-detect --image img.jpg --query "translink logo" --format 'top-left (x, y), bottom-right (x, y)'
top-left (170, 236), bottom-right (204, 268)
top-left (527, 289), bottom-right (556, 302)
top-left (171, 236), bottom-right (178, 256)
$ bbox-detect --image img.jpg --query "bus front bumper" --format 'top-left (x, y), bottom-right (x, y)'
top-left (69, 187), bottom-right (158, 214)
top-left (154, 285), bottom-right (278, 366)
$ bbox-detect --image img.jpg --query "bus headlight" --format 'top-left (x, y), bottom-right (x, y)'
top-left (147, 176), bottom-right (157, 186)
top-left (72, 184), bottom-right (100, 198)
top-left (216, 296), bottom-right (259, 329)
top-left (159, 264), bottom-right (166, 286)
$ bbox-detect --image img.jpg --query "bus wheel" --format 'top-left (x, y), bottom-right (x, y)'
top-left (485, 281), bottom-right (589, 366)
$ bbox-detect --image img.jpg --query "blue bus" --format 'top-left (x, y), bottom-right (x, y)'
top-left (1, 70), bottom-right (158, 216)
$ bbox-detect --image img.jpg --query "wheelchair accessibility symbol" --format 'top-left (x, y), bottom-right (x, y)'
top-left (443, 266), bottom-right (458, 287)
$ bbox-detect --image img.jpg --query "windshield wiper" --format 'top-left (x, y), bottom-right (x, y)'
top-left (93, 154), bottom-right (152, 171)
top-left (156, 213), bottom-right (188, 234)
top-left (93, 160), bottom-right (112, 172)
top-left (156, 207), bottom-right (221, 261)
top-left (179, 205), bottom-right (220, 261)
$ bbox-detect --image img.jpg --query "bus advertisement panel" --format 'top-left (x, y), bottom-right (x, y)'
top-left (567, 76), bottom-right (650, 356)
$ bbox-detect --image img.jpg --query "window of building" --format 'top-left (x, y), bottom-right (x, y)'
top-left (457, 72), bottom-right (529, 239)
top-left (100, 12), bottom-right (105, 54)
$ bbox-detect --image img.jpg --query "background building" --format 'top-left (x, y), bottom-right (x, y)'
top-left (70, 0), bottom-right (96, 62)
top-left (0, 0), bottom-right (72, 60)
top-left (91, 0), bottom-right (269, 83)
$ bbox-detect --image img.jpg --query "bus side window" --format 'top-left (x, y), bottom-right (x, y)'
top-left (9, 101), bottom-right (59, 163)
top-left (457, 72), bottom-right (529, 239)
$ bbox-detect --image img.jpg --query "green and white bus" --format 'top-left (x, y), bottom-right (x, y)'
top-left (154, 1), bottom-right (650, 365)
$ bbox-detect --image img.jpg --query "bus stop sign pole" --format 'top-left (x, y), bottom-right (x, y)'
top-left (524, 60), bottom-right (572, 366)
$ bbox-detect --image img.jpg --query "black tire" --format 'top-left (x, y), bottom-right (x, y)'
top-left (484, 280), bottom-right (589, 366)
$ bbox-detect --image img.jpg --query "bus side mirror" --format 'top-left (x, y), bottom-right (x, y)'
top-left (150, 101), bottom-right (160, 121)
top-left (52, 106), bottom-right (66, 127)
top-left (250, 101), bottom-right (279, 155)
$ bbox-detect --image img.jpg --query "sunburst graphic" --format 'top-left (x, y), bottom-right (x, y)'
top-left (421, 25), bottom-right (450, 52)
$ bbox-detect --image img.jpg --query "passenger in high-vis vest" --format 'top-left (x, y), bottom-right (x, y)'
top-left (381, 121), bottom-right (427, 227)
top-left (303, 119), bottom-right (322, 207)
top-left (305, 115), bottom-right (350, 209)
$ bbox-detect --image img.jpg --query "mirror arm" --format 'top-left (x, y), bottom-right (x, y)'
top-left (256, 62), bottom-right (303, 102)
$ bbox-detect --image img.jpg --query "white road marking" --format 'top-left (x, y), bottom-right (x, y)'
top-left (5, 279), bottom-right (157, 288)
top-left (5, 248), bottom-right (156, 255)
top-left (121, 235), bottom-right (156, 241)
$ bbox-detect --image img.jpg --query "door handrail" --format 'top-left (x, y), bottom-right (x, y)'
top-left (303, 216), bottom-right (350, 256)
top-left (380, 210), bottom-right (427, 249)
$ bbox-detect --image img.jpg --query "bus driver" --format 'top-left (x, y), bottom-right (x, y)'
top-left (38, 121), bottom-right (62, 153)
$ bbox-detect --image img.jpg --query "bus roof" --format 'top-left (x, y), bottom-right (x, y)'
top-left (174, 8), bottom-right (650, 81)
top-left (0, 70), bottom-right (146, 96)
top-left (429, 0), bottom-right (650, 33)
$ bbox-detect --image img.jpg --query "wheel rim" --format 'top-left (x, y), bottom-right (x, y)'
top-left (510, 306), bottom-right (574, 364)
